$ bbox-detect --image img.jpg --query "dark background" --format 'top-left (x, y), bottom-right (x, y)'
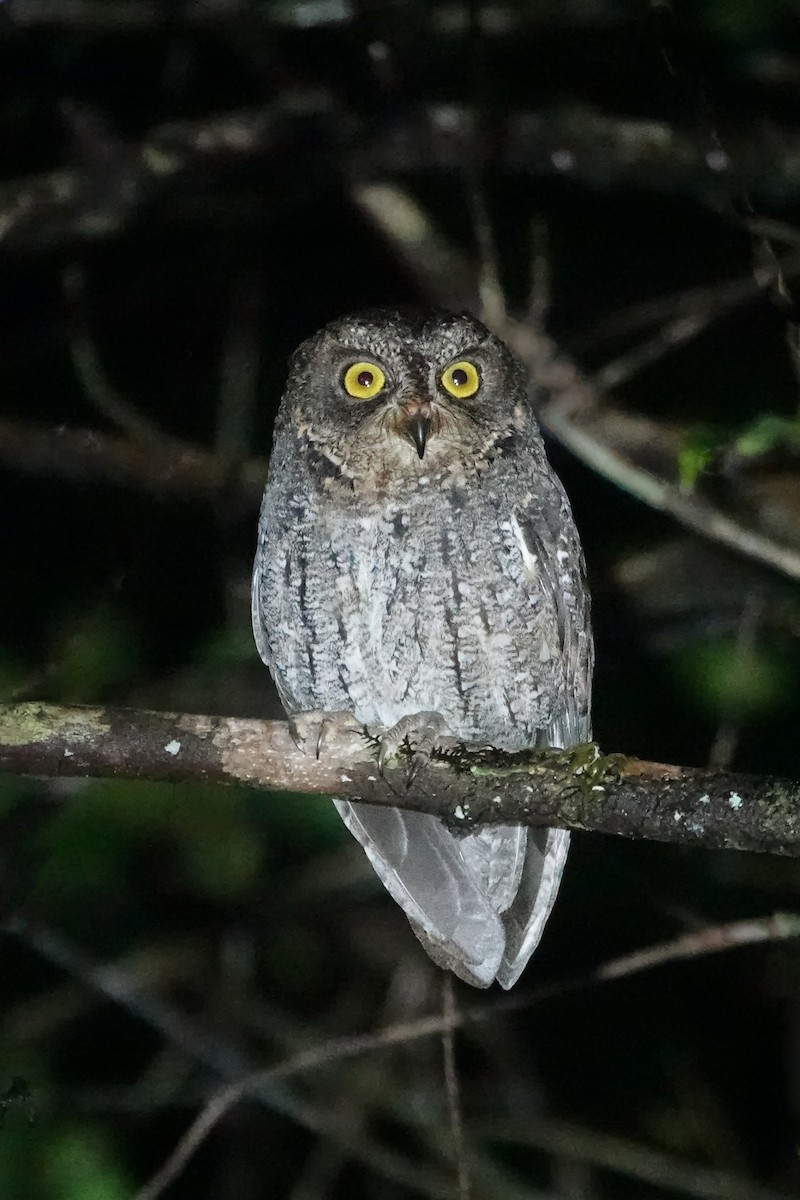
top-left (1, 2), bottom-right (800, 1198)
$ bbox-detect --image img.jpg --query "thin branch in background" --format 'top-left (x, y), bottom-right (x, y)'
top-left (747, 221), bottom-right (800, 410)
top-left (8, 906), bottom-right (796, 1199)
top-left (11, 913), bottom-right (792, 1200)
top-left (519, 341), bottom-right (800, 581)
top-left (0, 416), bottom-right (267, 509)
top-left (707, 588), bottom-right (766, 771)
top-left (62, 262), bottom-right (166, 446)
top-left (214, 265), bottom-right (264, 474)
top-left (352, 181), bottom-right (800, 580)
top-left (467, 182), bottom-right (507, 331)
top-left (129, 911), bottom-right (800, 1200)
top-left (590, 304), bottom-right (723, 393)
top-left (3, 915), bottom-right (250, 1081)
top-left (2, 937), bottom-right (203, 1047)
top-left (650, 0), bottom-right (800, 426)
top-left (66, 1068), bottom-right (785, 1200)
top-left (0, 91), bottom-right (333, 253)
top-left (349, 182), bottom-right (481, 313)
top-left (588, 914), bottom-right (797, 982)
top-left (353, 180), bottom-right (556, 365)
top-left (141, 1086), bottom-right (472, 1200)
top-left (5, 916), bottom-right (460, 1200)
top-left (570, 256), bottom-right (800, 353)
top-left (484, 1116), bottom-right (789, 1200)
top-left (442, 974), bottom-right (470, 1200)
top-left (526, 215), bottom-right (551, 331)
top-left (6, 95), bottom-right (800, 258)
top-left (129, 1015), bottom-right (453, 1200)
top-left (213, 263), bottom-right (267, 627)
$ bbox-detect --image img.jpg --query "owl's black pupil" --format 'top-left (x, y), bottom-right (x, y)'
top-left (357, 370), bottom-right (374, 388)
top-left (451, 368), bottom-right (468, 387)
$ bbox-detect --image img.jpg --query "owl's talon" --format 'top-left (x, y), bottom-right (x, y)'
top-left (377, 711), bottom-right (456, 780)
top-left (406, 753), bottom-right (425, 789)
top-left (289, 709), bottom-right (366, 759)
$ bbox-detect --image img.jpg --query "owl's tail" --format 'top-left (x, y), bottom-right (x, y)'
top-left (334, 799), bottom-right (569, 988)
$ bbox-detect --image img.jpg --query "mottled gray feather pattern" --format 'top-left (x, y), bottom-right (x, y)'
top-left (252, 309), bottom-right (593, 988)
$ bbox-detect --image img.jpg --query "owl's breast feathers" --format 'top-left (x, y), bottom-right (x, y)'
top-left (254, 423), bottom-right (591, 751)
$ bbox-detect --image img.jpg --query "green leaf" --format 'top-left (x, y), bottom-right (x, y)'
top-left (732, 413), bottom-right (800, 459)
top-left (49, 604), bottom-right (141, 703)
top-left (671, 636), bottom-right (791, 720)
top-left (180, 816), bottom-right (263, 899)
top-left (677, 426), bottom-right (719, 492)
top-left (44, 1128), bottom-right (131, 1200)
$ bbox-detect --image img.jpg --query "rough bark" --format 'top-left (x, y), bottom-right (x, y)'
top-left (2, 702), bottom-right (799, 856)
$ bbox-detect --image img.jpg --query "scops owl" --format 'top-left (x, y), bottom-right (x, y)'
top-left (252, 309), bottom-right (593, 988)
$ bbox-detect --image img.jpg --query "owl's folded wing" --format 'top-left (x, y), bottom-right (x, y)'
top-left (334, 799), bottom-right (506, 986)
top-left (495, 826), bottom-right (570, 988)
top-left (488, 490), bottom-right (593, 987)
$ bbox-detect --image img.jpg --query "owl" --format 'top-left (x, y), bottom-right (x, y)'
top-left (252, 309), bottom-right (593, 988)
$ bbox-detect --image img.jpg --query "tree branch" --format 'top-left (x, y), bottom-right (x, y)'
top-left (355, 183), bottom-right (800, 582)
top-left (0, 417), bottom-right (266, 508)
top-left (528, 359), bottom-right (800, 582)
top-left (4, 2), bottom-right (635, 33)
top-left (2, 702), bottom-right (800, 857)
top-left (0, 92), bottom-right (337, 252)
top-left (6, 94), bottom-right (800, 254)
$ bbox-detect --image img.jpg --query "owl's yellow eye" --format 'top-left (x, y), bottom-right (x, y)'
top-left (343, 361), bottom-right (386, 400)
top-left (440, 360), bottom-right (480, 398)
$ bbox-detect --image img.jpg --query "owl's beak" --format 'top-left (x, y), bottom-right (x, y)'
top-left (399, 401), bottom-right (433, 459)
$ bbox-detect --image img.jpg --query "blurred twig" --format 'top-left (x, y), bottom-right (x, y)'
top-left (707, 589), bottom-right (766, 771)
top-left (350, 183), bottom-right (481, 314)
top-left (0, 416), bottom-right (266, 508)
top-left (0, 92), bottom-right (337, 252)
top-left (7, 0), bottom-right (351, 26)
top-left (7, 906), bottom-right (793, 1200)
top-left (442, 974), bottom-right (471, 1200)
top-left (62, 261), bottom-right (166, 445)
top-left (2, 1), bottom-right (643, 33)
top-left (3, 917), bottom-right (470, 1200)
top-left (482, 1116), bottom-right (789, 1200)
top-left (528, 359), bottom-right (800, 581)
top-left (355, 182), bottom-right (800, 580)
top-left (214, 266), bottom-right (263, 475)
top-left (570, 256), bottom-right (800, 353)
top-left (6, 97), bottom-right (800, 255)
top-left (131, 912), bottom-right (800, 1200)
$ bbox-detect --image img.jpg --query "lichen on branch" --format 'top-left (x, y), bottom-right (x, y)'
top-left (1, 702), bottom-right (799, 856)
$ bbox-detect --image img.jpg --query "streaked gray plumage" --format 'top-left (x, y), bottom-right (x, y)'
top-left (252, 309), bottom-right (593, 987)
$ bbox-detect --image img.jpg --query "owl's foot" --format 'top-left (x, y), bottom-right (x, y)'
top-left (289, 709), bottom-right (367, 760)
top-left (377, 711), bottom-right (458, 780)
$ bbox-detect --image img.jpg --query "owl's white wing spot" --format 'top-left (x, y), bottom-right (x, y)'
top-left (511, 513), bottom-right (539, 575)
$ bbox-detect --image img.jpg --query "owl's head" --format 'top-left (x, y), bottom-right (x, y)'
top-left (279, 308), bottom-right (538, 484)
